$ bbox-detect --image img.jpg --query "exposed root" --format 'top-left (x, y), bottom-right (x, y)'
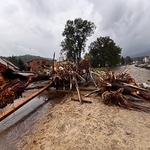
top-left (0, 58), bottom-right (150, 114)
top-left (102, 89), bottom-right (150, 113)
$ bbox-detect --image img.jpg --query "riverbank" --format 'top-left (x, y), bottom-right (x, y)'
top-left (0, 65), bottom-right (150, 150)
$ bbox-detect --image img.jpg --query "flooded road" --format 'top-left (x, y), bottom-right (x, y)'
top-left (0, 65), bottom-right (150, 150)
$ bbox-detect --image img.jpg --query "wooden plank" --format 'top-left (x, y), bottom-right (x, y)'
top-left (71, 98), bottom-right (92, 103)
top-left (74, 75), bottom-right (83, 104)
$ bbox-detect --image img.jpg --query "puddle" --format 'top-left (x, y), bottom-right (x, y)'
top-left (0, 90), bottom-right (51, 131)
top-left (0, 89), bottom-right (53, 149)
top-left (0, 87), bottom-right (67, 150)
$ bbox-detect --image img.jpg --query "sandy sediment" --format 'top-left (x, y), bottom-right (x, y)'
top-left (17, 90), bottom-right (150, 150)
top-left (1, 65), bottom-right (150, 150)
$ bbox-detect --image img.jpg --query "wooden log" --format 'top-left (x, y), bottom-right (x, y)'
top-left (73, 74), bottom-right (83, 104)
top-left (122, 83), bottom-right (149, 91)
top-left (71, 98), bottom-right (92, 103)
top-left (79, 87), bottom-right (98, 91)
top-left (112, 82), bottom-right (150, 100)
top-left (89, 69), bottom-right (98, 87)
top-left (56, 89), bottom-right (73, 93)
top-left (70, 74), bottom-right (73, 90)
top-left (85, 88), bottom-right (101, 97)
top-left (52, 52), bottom-right (55, 74)
top-left (0, 81), bottom-right (53, 122)
top-left (2, 78), bottom-right (20, 90)
top-left (74, 72), bottom-right (86, 82)
top-left (0, 63), bottom-right (9, 73)
top-left (26, 85), bottom-right (45, 90)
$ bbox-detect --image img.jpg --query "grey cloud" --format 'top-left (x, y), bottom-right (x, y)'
top-left (90, 0), bottom-right (150, 56)
top-left (0, 0), bottom-right (150, 59)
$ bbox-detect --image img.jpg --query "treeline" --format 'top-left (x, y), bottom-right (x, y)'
top-left (6, 56), bottom-right (26, 71)
top-left (5, 18), bottom-right (135, 70)
top-left (121, 56), bottom-right (133, 65)
top-left (5, 55), bottom-right (52, 71)
top-left (61, 18), bottom-right (133, 67)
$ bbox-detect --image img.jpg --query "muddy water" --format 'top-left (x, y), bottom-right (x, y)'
top-left (0, 90), bottom-right (52, 150)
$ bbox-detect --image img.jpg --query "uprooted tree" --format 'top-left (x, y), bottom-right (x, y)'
top-left (61, 18), bottom-right (96, 65)
top-left (0, 58), bottom-right (150, 113)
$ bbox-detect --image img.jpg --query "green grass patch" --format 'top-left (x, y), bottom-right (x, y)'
top-left (93, 67), bottom-right (110, 71)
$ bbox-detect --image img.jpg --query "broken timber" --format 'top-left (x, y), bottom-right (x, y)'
top-left (0, 81), bottom-right (53, 122)
top-left (1, 57), bottom-right (150, 122)
top-left (112, 82), bottom-right (150, 100)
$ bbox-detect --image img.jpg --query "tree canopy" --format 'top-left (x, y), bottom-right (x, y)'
top-left (124, 56), bottom-right (133, 64)
top-left (6, 56), bottom-right (26, 71)
top-left (61, 18), bottom-right (96, 64)
top-left (88, 36), bottom-right (122, 67)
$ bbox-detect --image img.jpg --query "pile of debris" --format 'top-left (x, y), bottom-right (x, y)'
top-left (0, 58), bottom-right (50, 109)
top-left (89, 70), bottom-right (150, 112)
top-left (135, 64), bottom-right (150, 70)
top-left (0, 58), bottom-right (150, 114)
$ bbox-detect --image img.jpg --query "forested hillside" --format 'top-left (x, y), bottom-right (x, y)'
top-left (2, 54), bottom-right (52, 71)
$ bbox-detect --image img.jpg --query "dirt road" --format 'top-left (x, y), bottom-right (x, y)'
top-left (115, 65), bottom-right (150, 84)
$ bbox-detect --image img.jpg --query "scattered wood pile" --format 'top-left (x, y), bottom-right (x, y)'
top-left (0, 58), bottom-right (150, 114)
top-left (0, 73), bottom-right (50, 109)
top-left (88, 70), bottom-right (150, 112)
top-left (135, 64), bottom-right (150, 70)
top-left (0, 59), bottom-right (50, 109)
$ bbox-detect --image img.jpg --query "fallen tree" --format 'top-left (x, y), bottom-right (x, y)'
top-left (88, 70), bottom-right (150, 112)
top-left (0, 73), bottom-right (50, 108)
top-left (0, 58), bottom-right (150, 114)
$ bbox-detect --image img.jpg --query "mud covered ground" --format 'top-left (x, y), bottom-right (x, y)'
top-left (0, 65), bottom-right (150, 150)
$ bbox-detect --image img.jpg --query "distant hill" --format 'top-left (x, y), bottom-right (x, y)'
top-left (131, 50), bottom-right (150, 58)
top-left (15, 54), bottom-right (52, 64)
top-left (1, 54), bottom-right (53, 71)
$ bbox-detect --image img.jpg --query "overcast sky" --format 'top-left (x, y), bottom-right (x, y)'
top-left (0, 0), bottom-right (150, 59)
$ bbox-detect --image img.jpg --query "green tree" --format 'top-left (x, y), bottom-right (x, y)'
top-left (61, 18), bottom-right (96, 64)
top-left (6, 56), bottom-right (26, 71)
top-left (84, 52), bottom-right (92, 59)
top-left (121, 56), bottom-right (125, 65)
top-left (125, 56), bottom-right (133, 64)
top-left (18, 58), bottom-right (26, 71)
top-left (88, 36), bottom-right (122, 67)
top-left (7, 56), bottom-right (18, 66)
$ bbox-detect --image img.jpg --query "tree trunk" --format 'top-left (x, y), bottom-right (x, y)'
top-left (112, 82), bottom-right (150, 100)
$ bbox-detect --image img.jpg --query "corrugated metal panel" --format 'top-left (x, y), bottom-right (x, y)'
top-left (0, 58), bottom-right (19, 71)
